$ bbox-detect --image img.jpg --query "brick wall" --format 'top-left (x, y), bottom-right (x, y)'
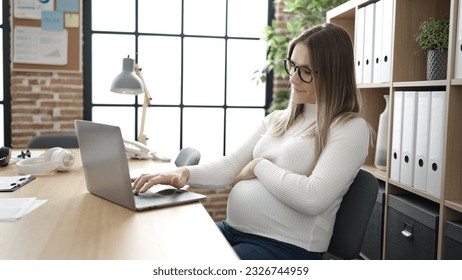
top-left (10, 72), bottom-right (84, 148)
top-left (272, 1), bottom-right (292, 103)
top-left (7, 1), bottom-right (290, 222)
top-left (193, 188), bottom-right (231, 222)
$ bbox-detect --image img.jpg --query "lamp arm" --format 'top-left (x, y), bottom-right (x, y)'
top-left (134, 64), bottom-right (151, 145)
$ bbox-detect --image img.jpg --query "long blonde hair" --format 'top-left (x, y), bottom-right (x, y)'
top-left (269, 23), bottom-right (362, 165)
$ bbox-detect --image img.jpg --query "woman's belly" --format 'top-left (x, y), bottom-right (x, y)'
top-left (226, 178), bottom-right (310, 244)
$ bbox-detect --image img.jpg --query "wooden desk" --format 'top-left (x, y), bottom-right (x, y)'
top-left (0, 150), bottom-right (238, 260)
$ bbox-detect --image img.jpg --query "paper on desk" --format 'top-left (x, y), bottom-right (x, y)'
top-left (0, 175), bottom-right (35, 191)
top-left (0, 197), bottom-right (47, 222)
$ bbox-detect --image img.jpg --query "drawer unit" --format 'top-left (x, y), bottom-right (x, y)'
top-left (444, 220), bottom-right (462, 260)
top-left (361, 180), bottom-right (385, 259)
top-left (386, 194), bottom-right (439, 259)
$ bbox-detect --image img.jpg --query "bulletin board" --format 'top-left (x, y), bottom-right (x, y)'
top-left (11, 0), bottom-right (82, 73)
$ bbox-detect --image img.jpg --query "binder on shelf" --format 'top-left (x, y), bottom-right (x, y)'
top-left (355, 7), bottom-right (365, 84)
top-left (413, 91), bottom-right (431, 192)
top-left (362, 3), bottom-right (375, 84)
top-left (427, 91), bottom-right (446, 198)
top-left (390, 91), bottom-right (404, 181)
top-left (455, 0), bottom-right (462, 79)
top-left (399, 91), bottom-right (417, 186)
top-left (372, 0), bottom-right (383, 83)
top-left (381, 0), bottom-right (394, 83)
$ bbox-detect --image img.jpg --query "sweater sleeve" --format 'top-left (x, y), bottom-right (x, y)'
top-left (186, 113), bottom-right (274, 189)
top-left (254, 117), bottom-right (370, 215)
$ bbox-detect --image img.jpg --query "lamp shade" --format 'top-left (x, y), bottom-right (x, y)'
top-left (110, 57), bottom-right (144, 94)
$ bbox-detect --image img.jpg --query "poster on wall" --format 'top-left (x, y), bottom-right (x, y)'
top-left (14, 0), bottom-right (55, 20)
top-left (13, 26), bottom-right (68, 65)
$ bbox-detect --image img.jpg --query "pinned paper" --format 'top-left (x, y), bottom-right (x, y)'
top-left (14, 0), bottom-right (54, 19)
top-left (65, 13), bottom-right (79, 28)
top-left (57, 0), bottom-right (79, 12)
top-left (42, 11), bottom-right (64, 31)
top-left (13, 26), bottom-right (68, 66)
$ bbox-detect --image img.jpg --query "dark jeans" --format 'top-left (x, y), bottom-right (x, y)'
top-left (216, 221), bottom-right (322, 260)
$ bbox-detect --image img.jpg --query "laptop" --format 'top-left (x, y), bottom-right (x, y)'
top-left (74, 120), bottom-right (206, 211)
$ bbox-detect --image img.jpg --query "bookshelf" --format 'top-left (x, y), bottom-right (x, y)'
top-left (327, 0), bottom-right (462, 259)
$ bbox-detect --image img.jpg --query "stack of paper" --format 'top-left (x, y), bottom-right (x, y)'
top-left (0, 197), bottom-right (47, 222)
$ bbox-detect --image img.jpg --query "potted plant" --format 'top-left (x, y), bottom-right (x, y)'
top-left (415, 16), bottom-right (450, 80)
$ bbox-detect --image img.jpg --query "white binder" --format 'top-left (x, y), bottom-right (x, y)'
top-left (381, 0), bottom-right (394, 83)
top-left (373, 0), bottom-right (383, 83)
top-left (362, 3), bottom-right (375, 84)
top-left (355, 7), bottom-right (365, 84)
top-left (399, 91), bottom-right (417, 186)
top-left (413, 91), bottom-right (431, 191)
top-left (427, 91), bottom-right (446, 198)
top-left (390, 91), bottom-right (403, 181)
top-left (455, 0), bottom-right (462, 78)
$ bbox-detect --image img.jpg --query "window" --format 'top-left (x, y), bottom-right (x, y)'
top-left (83, 0), bottom-right (272, 161)
top-left (1, 0), bottom-right (10, 147)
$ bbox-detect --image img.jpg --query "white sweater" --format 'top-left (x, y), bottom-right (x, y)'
top-left (186, 104), bottom-right (370, 252)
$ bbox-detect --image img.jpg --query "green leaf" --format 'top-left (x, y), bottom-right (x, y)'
top-left (258, 0), bottom-right (349, 111)
top-left (415, 16), bottom-right (449, 53)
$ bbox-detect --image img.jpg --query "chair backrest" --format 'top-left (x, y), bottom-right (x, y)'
top-left (174, 147), bottom-right (201, 167)
top-left (28, 134), bottom-right (79, 149)
top-left (327, 169), bottom-right (379, 259)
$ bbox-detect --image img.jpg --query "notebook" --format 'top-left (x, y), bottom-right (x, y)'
top-left (74, 120), bottom-right (206, 211)
top-left (0, 175), bottom-right (35, 192)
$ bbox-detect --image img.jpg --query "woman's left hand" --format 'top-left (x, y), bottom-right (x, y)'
top-left (230, 158), bottom-right (265, 187)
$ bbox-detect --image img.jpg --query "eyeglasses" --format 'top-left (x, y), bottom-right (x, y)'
top-left (283, 58), bottom-right (314, 83)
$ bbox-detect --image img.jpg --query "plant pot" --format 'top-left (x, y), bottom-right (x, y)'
top-left (426, 49), bottom-right (448, 80)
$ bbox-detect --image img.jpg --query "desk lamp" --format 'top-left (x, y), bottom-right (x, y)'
top-left (110, 56), bottom-right (151, 145)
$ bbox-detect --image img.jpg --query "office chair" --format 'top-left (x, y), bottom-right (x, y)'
top-left (27, 134), bottom-right (79, 149)
top-left (175, 147), bottom-right (201, 192)
top-left (174, 147), bottom-right (201, 167)
top-left (325, 169), bottom-right (379, 259)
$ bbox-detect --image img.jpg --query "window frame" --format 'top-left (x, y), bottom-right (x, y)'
top-left (82, 0), bottom-right (274, 156)
top-left (1, 0), bottom-right (11, 147)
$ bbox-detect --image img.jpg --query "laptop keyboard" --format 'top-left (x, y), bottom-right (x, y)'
top-left (133, 188), bottom-right (188, 208)
top-left (136, 188), bottom-right (186, 198)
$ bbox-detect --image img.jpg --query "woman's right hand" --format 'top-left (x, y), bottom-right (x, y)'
top-left (132, 167), bottom-right (190, 194)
